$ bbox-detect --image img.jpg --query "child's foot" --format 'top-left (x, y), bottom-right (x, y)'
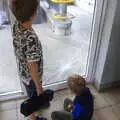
top-left (64, 98), bottom-right (73, 112)
top-left (36, 116), bottom-right (47, 120)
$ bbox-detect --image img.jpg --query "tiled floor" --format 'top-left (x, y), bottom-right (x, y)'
top-left (1, 85), bottom-right (120, 120)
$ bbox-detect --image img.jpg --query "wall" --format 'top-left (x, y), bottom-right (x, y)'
top-left (93, 0), bottom-right (120, 90)
top-left (100, 0), bottom-right (120, 88)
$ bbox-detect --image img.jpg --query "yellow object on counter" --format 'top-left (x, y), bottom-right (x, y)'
top-left (52, 13), bottom-right (74, 20)
top-left (50, 0), bottom-right (74, 4)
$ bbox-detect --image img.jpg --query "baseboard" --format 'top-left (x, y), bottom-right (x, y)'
top-left (0, 81), bottom-right (68, 102)
top-left (94, 80), bottom-right (120, 92)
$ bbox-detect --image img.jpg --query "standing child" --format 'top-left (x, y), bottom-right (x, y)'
top-left (11, 0), bottom-right (46, 119)
top-left (51, 74), bottom-right (94, 120)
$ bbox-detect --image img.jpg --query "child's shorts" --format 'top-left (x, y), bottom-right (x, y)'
top-left (23, 80), bottom-right (37, 98)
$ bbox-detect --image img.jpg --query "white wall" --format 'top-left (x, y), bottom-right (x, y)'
top-left (0, 0), bottom-right (4, 10)
top-left (92, 0), bottom-right (120, 90)
top-left (100, 0), bottom-right (120, 87)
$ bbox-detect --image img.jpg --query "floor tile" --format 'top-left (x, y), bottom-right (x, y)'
top-left (16, 99), bottom-right (25, 109)
top-left (112, 104), bottom-right (120, 120)
top-left (0, 100), bottom-right (17, 112)
top-left (36, 99), bottom-right (63, 120)
top-left (1, 86), bottom-right (120, 120)
top-left (0, 109), bottom-right (17, 120)
top-left (94, 107), bottom-right (119, 120)
top-left (87, 85), bottom-right (118, 109)
top-left (94, 93), bottom-right (109, 109)
top-left (87, 85), bottom-right (110, 109)
top-left (17, 108), bottom-right (25, 120)
top-left (102, 88), bottom-right (120, 105)
top-left (57, 89), bottom-right (74, 103)
top-left (52, 91), bottom-right (61, 101)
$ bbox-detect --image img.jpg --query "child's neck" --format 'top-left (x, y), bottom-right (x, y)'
top-left (21, 21), bottom-right (32, 29)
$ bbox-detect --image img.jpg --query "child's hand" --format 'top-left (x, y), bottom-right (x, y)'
top-left (67, 104), bottom-right (73, 112)
top-left (36, 85), bottom-right (43, 96)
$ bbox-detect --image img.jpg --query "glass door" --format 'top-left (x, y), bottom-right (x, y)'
top-left (35, 0), bottom-right (96, 86)
top-left (0, 0), bottom-right (96, 99)
top-left (0, 0), bottom-right (21, 98)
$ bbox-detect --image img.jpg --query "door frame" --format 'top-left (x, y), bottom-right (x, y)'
top-left (86, 0), bottom-right (108, 82)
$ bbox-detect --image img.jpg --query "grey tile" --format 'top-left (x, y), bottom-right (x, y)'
top-left (94, 93), bottom-right (110, 109)
top-left (49, 99), bottom-right (63, 112)
top-left (36, 99), bottom-right (63, 120)
top-left (57, 89), bottom-right (74, 103)
top-left (112, 104), bottom-right (120, 120)
top-left (103, 88), bottom-right (120, 105)
top-left (17, 108), bottom-right (25, 120)
top-left (57, 89), bottom-right (71, 98)
top-left (16, 99), bottom-right (25, 109)
top-left (52, 92), bottom-right (61, 101)
top-left (0, 109), bottom-right (17, 120)
top-left (0, 100), bottom-right (17, 112)
top-left (94, 107), bottom-right (119, 120)
top-left (87, 85), bottom-right (110, 109)
top-left (88, 86), bottom-right (120, 106)
top-left (1, 86), bottom-right (120, 120)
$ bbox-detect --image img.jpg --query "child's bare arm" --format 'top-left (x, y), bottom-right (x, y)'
top-left (27, 61), bottom-right (43, 96)
top-left (68, 104), bottom-right (73, 112)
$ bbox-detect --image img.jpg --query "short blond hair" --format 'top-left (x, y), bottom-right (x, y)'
top-left (67, 74), bottom-right (86, 95)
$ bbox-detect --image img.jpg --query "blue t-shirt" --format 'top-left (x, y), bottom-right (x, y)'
top-left (72, 87), bottom-right (94, 120)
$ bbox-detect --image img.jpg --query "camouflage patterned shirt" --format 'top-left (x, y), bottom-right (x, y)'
top-left (12, 21), bottom-right (43, 85)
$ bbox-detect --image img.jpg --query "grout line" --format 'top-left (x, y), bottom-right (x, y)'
top-left (111, 105), bottom-right (120, 120)
top-left (95, 103), bottom-right (120, 111)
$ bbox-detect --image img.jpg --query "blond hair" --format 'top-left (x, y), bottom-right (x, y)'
top-left (67, 74), bottom-right (86, 95)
